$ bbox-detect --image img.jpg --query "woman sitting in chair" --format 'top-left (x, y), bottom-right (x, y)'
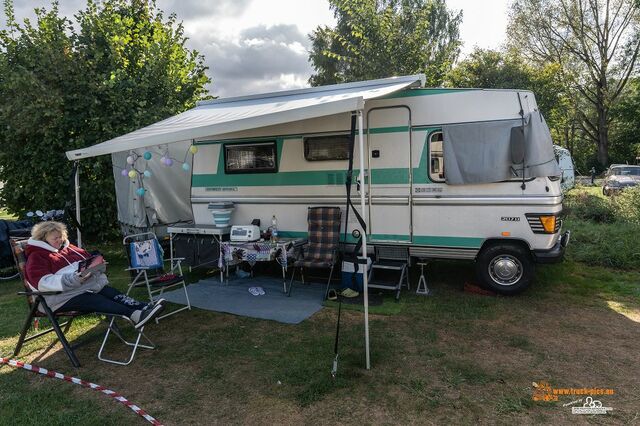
top-left (25, 221), bottom-right (164, 329)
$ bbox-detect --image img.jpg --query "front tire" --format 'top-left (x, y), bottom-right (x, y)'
top-left (475, 243), bottom-right (534, 295)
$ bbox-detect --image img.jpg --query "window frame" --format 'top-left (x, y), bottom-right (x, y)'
top-left (303, 134), bottom-right (351, 162)
top-left (428, 131), bottom-right (445, 183)
top-left (223, 141), bottom-right (278, 174)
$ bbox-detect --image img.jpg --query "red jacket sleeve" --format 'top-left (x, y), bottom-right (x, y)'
top-left (25, 251), bottom-right (54, 290)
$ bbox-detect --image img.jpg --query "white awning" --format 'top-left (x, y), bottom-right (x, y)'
top-left (66, 75), bottom-right (425, 160)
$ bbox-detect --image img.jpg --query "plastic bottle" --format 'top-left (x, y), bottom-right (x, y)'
top-left (271, 215), bottom-right (278, 242)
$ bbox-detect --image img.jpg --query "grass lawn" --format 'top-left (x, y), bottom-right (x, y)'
top-left (1, 227), bottom-right (639, 424)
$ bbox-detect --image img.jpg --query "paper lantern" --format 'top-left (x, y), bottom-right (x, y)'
top-left (189, 145), bottom-right (198, 154)
top-left (143, 170), bottom-right (152, 178)
top-left (128, 170), bottom-right (137, 178)
top-left (162, 157), bottom-right (173, 166)
top-left (136, 187), bottom-right (146, 196)
top-left (143, 151), bottom-right (152, 160)
top-left (121, 169), bottom-right (128, 177)
top-left (126, 155), bottom-right (136, 165)
top-left (182, 163), bottom-right (190, 171)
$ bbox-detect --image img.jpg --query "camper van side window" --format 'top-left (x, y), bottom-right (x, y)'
top-left (224, 141), bottom-right (277, 173)
top-left (429, 132), bottom-right (445, 182)
top-left (303, 135), bottom-right (351, 161)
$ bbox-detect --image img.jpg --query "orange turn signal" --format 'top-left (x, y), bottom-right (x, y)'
top-left (539, 215), bottom-right (556, 233)
top-left (501, 232), bottom-right (511, 236)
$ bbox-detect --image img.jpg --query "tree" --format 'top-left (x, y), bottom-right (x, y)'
top-left (308, 0), bottom-right (462, 86)
top-left (507, 0), bottom-right (640, 167)
top-left (0, 0), bottom-right (209, 240)
top-left (446, 48), bottom-right (583, 156)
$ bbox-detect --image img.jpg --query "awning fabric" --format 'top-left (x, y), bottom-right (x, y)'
top-left (66, 75), bottom-right (425, 160)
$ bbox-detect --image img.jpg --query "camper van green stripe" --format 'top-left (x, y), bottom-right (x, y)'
top-left (412, 236), bottom-right (483, 248)
top-left (381, 88), bottom-right (476, 99)
top-left (279, 231), bottom-right (481, 247)
top-left (368, 126), bottom-right (409, 134)
top-left (193, 168), bottom-right (409, 187)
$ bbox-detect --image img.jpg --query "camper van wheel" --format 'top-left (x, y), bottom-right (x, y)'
top-left (475, 244), bottom-right (534, 295)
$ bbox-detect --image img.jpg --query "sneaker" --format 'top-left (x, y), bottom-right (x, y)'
top-left (256, 287), bottom-right (265, 296)
top-left (248, 287), bottom-right (261, 296)
top-left (340, 288), bottom-right (360, 298)
top-left (134, 303), bottom-right (165, 329)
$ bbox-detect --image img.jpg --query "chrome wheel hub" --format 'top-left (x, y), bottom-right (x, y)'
top-left (488, 255), bottom-right (523, 286)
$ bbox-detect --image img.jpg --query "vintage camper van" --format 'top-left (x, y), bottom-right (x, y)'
top-left (188, 86), bottom-right (569, 294)
top-left (67, 76), bottom-right (569, 295)
top-left (554, 145), bottom-right (575, 192)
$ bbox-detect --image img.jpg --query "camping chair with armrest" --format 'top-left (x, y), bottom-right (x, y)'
top-left (288, 207), bottom-right (342, 300)
top-left (124, 232), bottom-right (191, 322)
top-left (368, 245), bottom-right (411, 301)
top-left (10, 238), bottom-right (154, 367)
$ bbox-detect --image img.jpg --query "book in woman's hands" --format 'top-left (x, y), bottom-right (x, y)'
top-left (77, 255), bottom-right (107, 277)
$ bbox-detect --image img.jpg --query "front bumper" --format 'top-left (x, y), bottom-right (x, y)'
top-left (532, 230), bottom-right (570, 264)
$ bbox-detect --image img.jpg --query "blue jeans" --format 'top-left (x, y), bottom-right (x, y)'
top-left (56, 286), bottom-right (147, 317)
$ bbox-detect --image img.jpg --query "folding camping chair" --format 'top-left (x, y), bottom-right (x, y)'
top-left (124, 232), bottom-right (191, 322)
top-left (10, 239), bottom-right (154, 367)
top-left (368, 245), bottom-right (410, 301)
top-left (288, 207), bottom-right (342, 300)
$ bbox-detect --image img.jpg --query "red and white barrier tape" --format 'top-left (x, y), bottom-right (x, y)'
top-left (0, 357), bottom-right (163, 425)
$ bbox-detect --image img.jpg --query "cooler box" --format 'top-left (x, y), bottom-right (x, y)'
top-left (341, 257), bottom-right (372, 292)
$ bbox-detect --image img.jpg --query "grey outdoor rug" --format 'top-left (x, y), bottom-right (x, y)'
top-left (160, 275), bottom-right (326, 324)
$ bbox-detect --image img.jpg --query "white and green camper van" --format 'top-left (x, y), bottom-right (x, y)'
top-left (187, 82), bottom-right (569, 294)
top-left (68, 75), bottom-right (570, 294)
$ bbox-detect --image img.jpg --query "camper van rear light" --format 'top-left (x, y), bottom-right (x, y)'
top-left (526, 214), bottom-right (560, 234)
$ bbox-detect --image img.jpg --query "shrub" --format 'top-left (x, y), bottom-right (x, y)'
top-left (563, 189), bottom-right (616, 223)
top-left (611, 187), bottom-right (640, 224)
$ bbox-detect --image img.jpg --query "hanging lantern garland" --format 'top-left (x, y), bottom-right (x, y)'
top-left (113, 142), bottom-right (198, 199)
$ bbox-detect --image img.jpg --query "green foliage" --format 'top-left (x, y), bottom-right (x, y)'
top-left (308, 0), bottom-right (462, 86)
top-left (507, 0), bottom-right (640, 167)
top-left (445, 49), bottom-right (568, 132)
top-left (610, 77), bottom-right (640, 165)
top-left (0, 0), bottom-right (209, 240)
top-left (563, 186), bottom-right (640, 269)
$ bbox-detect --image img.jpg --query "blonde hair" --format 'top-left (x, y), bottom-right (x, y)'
top-left (31, 221), bottom-right (68, 243)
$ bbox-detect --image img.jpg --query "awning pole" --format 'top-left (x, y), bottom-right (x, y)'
top-left (357, 110), bottom-right (370, 370)
top-left (74, 161), bottom-right (82, 248)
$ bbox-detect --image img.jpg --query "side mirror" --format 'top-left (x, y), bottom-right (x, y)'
top-left (510, 126), bottom-right (525, 164)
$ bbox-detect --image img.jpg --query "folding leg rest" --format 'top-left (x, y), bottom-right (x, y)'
top-left (124, 232), bottom-right (191, 323)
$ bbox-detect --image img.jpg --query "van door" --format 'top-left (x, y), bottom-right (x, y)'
top-left (367, 106), bottom-right (412, 243)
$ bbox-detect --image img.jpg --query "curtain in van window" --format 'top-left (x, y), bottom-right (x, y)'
top-left (442, 112), bottom-right (560, 185)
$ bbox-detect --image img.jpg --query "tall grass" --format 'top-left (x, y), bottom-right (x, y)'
top-left (563, 186), bottom-right (640, 269)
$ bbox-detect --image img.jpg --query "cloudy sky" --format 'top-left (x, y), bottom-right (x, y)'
top-left (3, 0), bottom-right (510, 97)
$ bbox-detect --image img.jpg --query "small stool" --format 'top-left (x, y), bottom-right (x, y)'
top-left (415, 261), bottom-right (432, 296)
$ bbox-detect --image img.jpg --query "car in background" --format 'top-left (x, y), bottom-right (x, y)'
top-left (602, 164), bottom-right (640, 196)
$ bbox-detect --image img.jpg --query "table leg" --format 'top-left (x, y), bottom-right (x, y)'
top-left (282, 265), bottom-right (287, 293)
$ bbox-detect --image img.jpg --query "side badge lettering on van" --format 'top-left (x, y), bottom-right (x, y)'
top-left (501, 216), bottom-right (521, 222)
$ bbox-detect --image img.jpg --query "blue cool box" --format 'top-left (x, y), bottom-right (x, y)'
top-left (341, 258), bottom-right (372, 292)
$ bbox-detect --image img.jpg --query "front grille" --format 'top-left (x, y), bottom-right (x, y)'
top-left (526, 214), bottom-right (561, 234)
